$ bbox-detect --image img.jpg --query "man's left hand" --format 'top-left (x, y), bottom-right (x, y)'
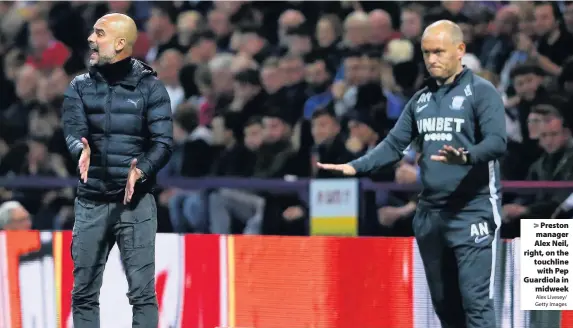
top-left (124, 159), bottom-right (143, 205)
top-left (430, 145), bottom-right (467, 165)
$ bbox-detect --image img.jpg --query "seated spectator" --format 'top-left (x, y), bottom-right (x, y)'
top-left (176, 10), bottom-right (203, 48)
top-left (279, 106), bottom-right (355, 232)
top-left (310, 106), bottom-right (355, 178)
top-left (285, 23), bottom-right (314, 59)
top-left (208, 113), bottom-right (284, 235)
top-left (207, 8), bottom-right (232, 50)
top-left (530, 2), bottom-right (573, 76)
top-left (368, 9), bottom-right (399, 52)
top-left (1, 65), bottom-right (41, 145)
top-left (229, 68), bottom-right (268, 125)
top-left (237, 24), bottom-right (274, 65)
top-left (275, 54), bottom-right (308, 121)
top-left (160, 107), bottom-right (212, 233)
top-left (479, 5), bottom-right (519, 74)
top-left (278, 9), bottom-right (306, 48)
top-left (377, 146), bottom-right (419, 235)
top-left (0, 201), bottom-right (31, 230)
top-left (145, 2), bottom-right (186, 63)
top-left (332, 49), bottom-right (364, 117)
top-left (303, 57), bottom-right (335, 120)
top-left (25, 17), bottom-right (71, 73)
top-left (211, 112), bottom-right (256, 177)
top-left (502, 112), bottom-right (573, 236)
top-left (260, 56), bottom-right (284, 97)
top-left (502, 64), bottom-right (555, 180)
top-left (157, 49), bottom-right (185, 112)
top-left (178, 29), bottom-right (218, 100)
top-left (314, 14), bottom-right (343, 68)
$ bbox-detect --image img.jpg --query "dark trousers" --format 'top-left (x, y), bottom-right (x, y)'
top-left (71, 193), bottom-right (158, 328)
top-left (413, 205), bottom-right (500, 328)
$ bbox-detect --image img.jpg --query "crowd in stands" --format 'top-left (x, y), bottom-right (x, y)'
top-left (1, 1), bottom-right (573, 238)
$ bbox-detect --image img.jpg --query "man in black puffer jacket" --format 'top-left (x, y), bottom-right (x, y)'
top-left (62, 13), bottom-right (172, 328)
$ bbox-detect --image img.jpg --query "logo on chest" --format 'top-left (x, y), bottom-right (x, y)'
top-left (450, 96), bottom-right (466, 110)
top-left (127, 99), bottom-right (140, 108)
top-left (417, 117), bottom-right (466, 142)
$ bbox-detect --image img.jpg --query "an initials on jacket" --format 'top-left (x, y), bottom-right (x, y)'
top-left (417, 92), bottom-right (431, 104)
top-left (470, 222), bottom-right (489, 237)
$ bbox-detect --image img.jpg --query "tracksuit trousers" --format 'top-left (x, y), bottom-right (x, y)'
top-left (413, 204), bottom-right (500, 328)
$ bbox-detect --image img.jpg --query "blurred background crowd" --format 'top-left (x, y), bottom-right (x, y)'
top-left (1, 0), bottom-right (573, 238)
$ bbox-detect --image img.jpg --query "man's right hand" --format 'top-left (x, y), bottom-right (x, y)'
top-left (316, 163), bottom-right (357, 176)
top-left (78, 137), bottom-right (90, 183)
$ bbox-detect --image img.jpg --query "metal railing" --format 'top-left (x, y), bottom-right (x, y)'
top-left (3, 176), bottom-right (573, 192)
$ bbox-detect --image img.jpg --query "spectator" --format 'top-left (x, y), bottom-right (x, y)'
top-left (341, 11), bottom-right (370, 50)
top-left (25, 17), bottom-right (71, 73)
top-left (285, 23), bottom-right (313, 58)
top-left (207, 8), bottom-right (232, 50)
top-left (211, 111), bottom-right (255, 177)
top-left (157, 49), bottom-right (185, 112)
top-left (502, 111), bottom-right (573, 236)
top-left (260, 56), bottom-right (284, 96)
top-left (207, 52), bottom-right (235, 111)
top-left (243, 116), bottom-right (264, 152)
top-left (315, 14), bottom-right (343, 67)
top-left (400, 4), bottom-right (424, 42)
top-left (145, 2), bottom-right (185, 63)
top-left (303, 57), bottom-right (335, 119)
top-left (310, 107), bottom-right (354, 178)
top-left (161, 107), bottom-right (211, 233)
top-left (368, 9), bottom-right (398, 51)
top-left (565, 2), bottom-right (573, 35)
top-left (229, 67), bottom-right (267, 126)
top-left (1, 65), bottom-right (40, 144)
top-left (278, 9), bottom-right (306, 47)
top-left (378, 146), bottom-right (419, 232)
top-left (333, 49), bottom-right (363, 116)
top-left (186, 29), bottom-right (218, 65)
top-left (0, 201), bottom-right (31, 230)
top-left (237, 24), bottom-right (273, 65)
top-left (502, 64), bottom-right (553, 180)
top-left (480, 5), bottom-right (519, 74)
top-left (530, 2), bottom-right (573, 76)
top-left (176, 10), bottom-right (202, 48)
top-left (207, 113), bottom-right (272, 235)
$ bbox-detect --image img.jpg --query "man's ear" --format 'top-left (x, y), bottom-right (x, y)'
top-left (457, 42), bottom-right (466, 60)
top-left (115, 38), bottom-right (126, 52)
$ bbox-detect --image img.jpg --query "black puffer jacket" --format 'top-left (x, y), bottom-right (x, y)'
top-left (62, 58), bottom-right (173, 202)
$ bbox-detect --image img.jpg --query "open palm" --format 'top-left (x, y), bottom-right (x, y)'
top-left (316, 163), bottom-right (357, 176)
top-left (78, 138), bottom-right (90, 183)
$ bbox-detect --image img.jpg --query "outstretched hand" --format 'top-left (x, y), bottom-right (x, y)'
top-left (430, 145), bottom-right (467, 165)
top-left (316, 163), bottom-right (357, 176)
top-left (78, 137), bottom-right (90, 183)
top-left (124, 159), bottom-right (142, 205)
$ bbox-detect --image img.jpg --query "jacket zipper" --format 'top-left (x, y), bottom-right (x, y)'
top-left (103, 86), bottom-right (112, 188)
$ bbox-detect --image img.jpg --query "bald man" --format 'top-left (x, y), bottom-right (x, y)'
top-left (318, 20), bottom-right (506, 328)
top-left (62, 13), bottom-right (173, 327)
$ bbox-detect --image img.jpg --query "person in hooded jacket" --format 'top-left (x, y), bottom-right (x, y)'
top-left (61, 13), bottom-right (172, 328)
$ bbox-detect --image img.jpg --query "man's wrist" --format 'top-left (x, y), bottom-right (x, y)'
top-left (462, 151), bottom-right (471, 165)
top-left (136, 168), bottom-right (146, 182)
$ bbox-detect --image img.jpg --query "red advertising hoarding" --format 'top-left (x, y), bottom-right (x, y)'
top-left (0, 231), bottom-right (572, 328)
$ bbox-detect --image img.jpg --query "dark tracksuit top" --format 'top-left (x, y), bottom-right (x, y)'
top-left (349, 68), bottom-right (507, 212)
